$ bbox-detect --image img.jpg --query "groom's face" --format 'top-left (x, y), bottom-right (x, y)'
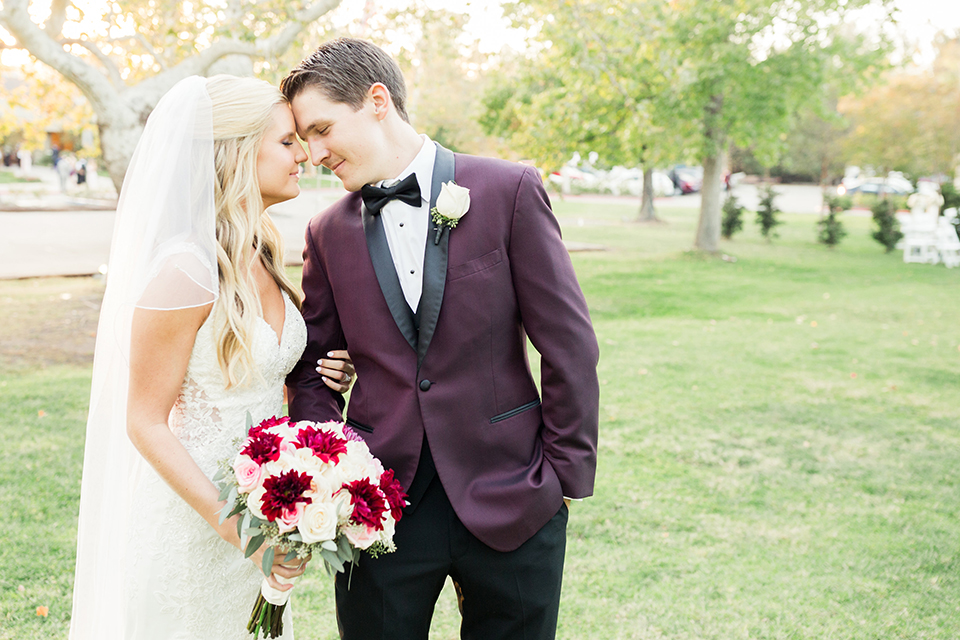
top-left (290, 87), bottom-right (386, 192)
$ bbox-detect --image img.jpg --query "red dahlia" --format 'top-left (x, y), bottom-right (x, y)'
top-left (261, 470), bottom-right (314, 521)
top-left (250, 415), bottom-right (291, 435)
top-left (295, 425), bottom-right (348, 464)
top-left (378, 469), bottom-right (408, 521)
top-left (343, 479), bottom-right (387, 530)
top-left (241, 431), bottom-right (283, 465)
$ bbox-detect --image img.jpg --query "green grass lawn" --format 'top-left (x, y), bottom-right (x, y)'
top-left (2, 201), bottom-right (959, 639)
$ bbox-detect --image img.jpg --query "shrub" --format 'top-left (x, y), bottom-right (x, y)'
top-left (871, 197), bottom-right (903, 252)
top-left (817, 194), bottom-right (851, 247)
top-left (721, 194), bottom-right (745, 239)
top-left (756, 184), bottom-right (782, 240)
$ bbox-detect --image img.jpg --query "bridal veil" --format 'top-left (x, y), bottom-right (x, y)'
top-left (70, 76), bottom-right (219, 638)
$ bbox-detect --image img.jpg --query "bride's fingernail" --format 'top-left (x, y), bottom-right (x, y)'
top-left (327, 351), bottom-right (334, 357)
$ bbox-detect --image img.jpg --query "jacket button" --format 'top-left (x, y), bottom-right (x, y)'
top-left (419, 379), bottom-right (432, 391)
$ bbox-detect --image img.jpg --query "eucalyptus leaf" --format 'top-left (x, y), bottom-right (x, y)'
top-left (243, 527), bottom-right (262, 537)
top-left (245, 533), bottom-right (265, 559)
top-left (212, 467), bottom-right (226, 482)
top-left (321, 540), bottom-right (338, 552)
top-left (245, 411), bottom-right (254, 430)
top-left (218, 482), bottom-right (232, 502)
top-left (261, 545), bottom-right (275, 577)
top-left (286, 533), bottom-right (302, 542)
top-left (320, 548), bottom-right (344, 573)
top-left (284, 550), bottom-right (298, 562)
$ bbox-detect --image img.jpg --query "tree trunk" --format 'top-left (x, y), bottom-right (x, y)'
top-left (695, 153), bottom-right (724, 252)
top-left (0, 0), bottom-right (342, 191)
top-left (637, 167), bottom-right (659, 221)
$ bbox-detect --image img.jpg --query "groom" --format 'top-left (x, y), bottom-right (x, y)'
top-left (282, 38), bottom-right (599, 639)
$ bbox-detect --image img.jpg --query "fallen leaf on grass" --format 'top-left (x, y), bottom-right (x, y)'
top-left (850, 372), bottom-right (858, 379)
top-left (36, 606), bottom-right (48, 617)
top-left (38, 410), bottom-right (46, 418)
top-left (810, 321), bottom-right (818, 327)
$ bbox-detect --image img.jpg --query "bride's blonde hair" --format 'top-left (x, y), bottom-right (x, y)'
top-left (206, 74), bottom-right (302, 388)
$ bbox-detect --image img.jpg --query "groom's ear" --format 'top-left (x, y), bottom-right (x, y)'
top-left (368, 83), bottom-right (392, 122)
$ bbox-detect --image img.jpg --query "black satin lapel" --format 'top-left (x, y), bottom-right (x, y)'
top-left (417, 144), bottom-right (455, 369)
top-left (361, 203), bottom-right (418, 351)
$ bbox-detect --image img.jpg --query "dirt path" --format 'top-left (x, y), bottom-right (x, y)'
top-left (0, 276), bottom-right (104, 370)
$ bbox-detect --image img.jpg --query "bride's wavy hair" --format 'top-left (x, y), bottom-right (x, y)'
top-left (205, 75), bottom-right (302, 388)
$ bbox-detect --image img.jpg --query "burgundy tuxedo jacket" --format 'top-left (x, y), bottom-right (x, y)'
top-left (287, 145), bottom-right (599, 552)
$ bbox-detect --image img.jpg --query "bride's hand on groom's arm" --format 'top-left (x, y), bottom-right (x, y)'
top-left (318, 349), bottom-right (355, 393)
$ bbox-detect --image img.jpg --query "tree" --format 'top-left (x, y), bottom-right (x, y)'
top-left (664, 0), bottom-right (891, 252)
top-left (481, 0), bottom-right (685, 222)
top-left (817, 193), bottom-right (851, 247)
top-left (840, 36), bottom-right (960, 180)
top-left (721, 193), bottom-right (745, 239)
top-left (486, 0), bottom-right (892, 246)
top-left (0, 0), bottom-right (343, 190)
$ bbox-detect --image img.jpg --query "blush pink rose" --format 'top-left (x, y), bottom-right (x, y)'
top-left (233, 454), bottom-right (263, 494)
top-left (343, 523), bottom-right (380, 550)
top-left (277, 502), bottom-right (305, 533)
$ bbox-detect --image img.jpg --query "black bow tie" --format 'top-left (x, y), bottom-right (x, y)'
top-left (360, 174), bottom-right (422, 215)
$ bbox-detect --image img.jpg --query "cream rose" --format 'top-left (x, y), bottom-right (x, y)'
top-left (246, 485), bottom-right (268, 521)
top-left (297, 501), bottom-right (340, 543)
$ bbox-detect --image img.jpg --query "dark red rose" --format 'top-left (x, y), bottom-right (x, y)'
top-left (342, 479), bottom-right (387, 530)
top-left (378, 469), bottom-right (408, 521)
top-left (240, 431), bottom-right (283, 465)
top-left (295, 425), bottom-right (348, 464)
top-left (260, 470), bottom-right (313, 522)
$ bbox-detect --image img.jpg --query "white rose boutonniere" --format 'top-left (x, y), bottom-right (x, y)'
top-left (431, 181), bottom-right (470, 244)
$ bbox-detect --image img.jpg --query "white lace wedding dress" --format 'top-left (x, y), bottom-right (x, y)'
top-left (124, 291), bottom-right (306, 639)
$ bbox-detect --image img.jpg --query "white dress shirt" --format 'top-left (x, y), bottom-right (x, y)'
top-left (378, 135), bottom-right (436, 312)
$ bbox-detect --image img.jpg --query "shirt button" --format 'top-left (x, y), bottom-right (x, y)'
top-left (399, 222), bottom-right (404, 227)
top-left (419, 379), bottom-right (432, 391)
top-left (410, 269), bottom-right (415, 274)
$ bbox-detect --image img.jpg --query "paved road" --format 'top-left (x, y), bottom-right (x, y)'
top-left (0, 182), bottom-right (827, 280)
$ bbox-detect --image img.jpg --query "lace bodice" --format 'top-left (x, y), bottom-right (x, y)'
top-left (125, 292), bottom-right (306, 639)
top-left (170, 291), bottom-right (307, 475)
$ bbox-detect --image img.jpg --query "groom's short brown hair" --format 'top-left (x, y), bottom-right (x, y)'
top-left (280, 38), bottom-right (410, 123)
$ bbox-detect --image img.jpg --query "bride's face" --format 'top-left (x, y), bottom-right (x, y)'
top-left (257, 103), bottom-right (308, 209)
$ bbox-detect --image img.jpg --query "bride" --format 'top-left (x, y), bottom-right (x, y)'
top-left (69, 75), bottom-right (353, 639)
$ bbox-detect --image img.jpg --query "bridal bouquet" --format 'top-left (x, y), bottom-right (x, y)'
top-left (215, 414), bottom-right (407, 639)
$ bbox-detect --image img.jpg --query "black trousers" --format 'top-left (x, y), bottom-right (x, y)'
top-left (334, 474), bottom-right (568, 640)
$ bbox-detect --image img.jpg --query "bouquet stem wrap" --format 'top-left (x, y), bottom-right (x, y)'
top-left (247, 575), bottom-right (296, 638)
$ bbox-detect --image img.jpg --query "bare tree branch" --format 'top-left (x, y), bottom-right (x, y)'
top-left (0, 0), bottom-right (118, 114)
top-left (60, 39), bottom-right (125, 88)
top-left (43, 0), bottom-right (70, 40)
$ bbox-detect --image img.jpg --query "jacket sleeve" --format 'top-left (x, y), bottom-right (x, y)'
top-left (508, 166), bottom-right (600, 498)
top-left (286, 220), bottom-right (347, 423)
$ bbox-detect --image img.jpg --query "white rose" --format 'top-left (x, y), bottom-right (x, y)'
top-left (436, 182), bottom-right (470, 221)
top-left (297, 501), bottom-right (339, 543)
top-left (246, 485), bottom-right (268, 521)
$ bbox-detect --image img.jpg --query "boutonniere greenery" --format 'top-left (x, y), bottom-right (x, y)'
top-left (431, 181), bottom-right (470, 244)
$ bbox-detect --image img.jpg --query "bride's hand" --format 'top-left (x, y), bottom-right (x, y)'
top-left (319, 349), bottom-right (355, 393)
top-left (251, 545), bottom-right (310, 592)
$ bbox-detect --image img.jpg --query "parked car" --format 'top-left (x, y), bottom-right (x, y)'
top-left (668, 165), bottom-right (703, 194)
top-left (838, 171), bottom-right (914, 196)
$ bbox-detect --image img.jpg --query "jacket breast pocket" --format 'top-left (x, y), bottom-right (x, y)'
top-left (447, 248), bottom-right (502, 282)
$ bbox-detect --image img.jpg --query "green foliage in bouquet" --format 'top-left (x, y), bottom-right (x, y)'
top-left (721, 193), bottom-right (745, 239)
top-left (817, 194), bottom-right (851, 247)
top-left (870, 197), bottom-right (903, 252)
